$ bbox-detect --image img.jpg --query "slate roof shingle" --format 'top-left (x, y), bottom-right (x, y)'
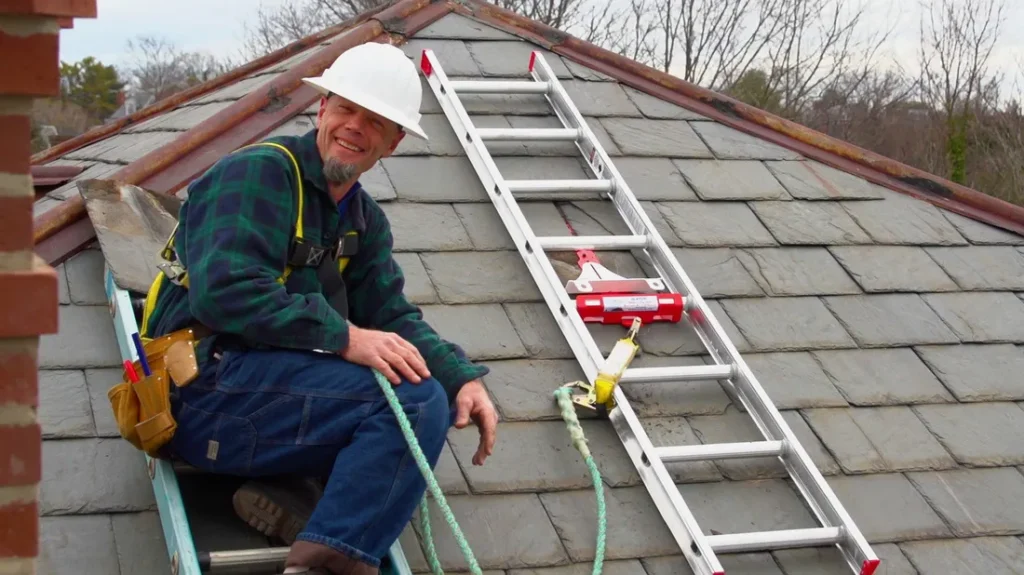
top-left (32, 6), bottom-right (1024, 575)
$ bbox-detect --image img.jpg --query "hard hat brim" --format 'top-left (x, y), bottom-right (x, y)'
top-left (302, 76), bottom-right (429, 140)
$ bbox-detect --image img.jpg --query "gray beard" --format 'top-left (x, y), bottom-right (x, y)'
top-left (323, 158), bottom-right (359, 185)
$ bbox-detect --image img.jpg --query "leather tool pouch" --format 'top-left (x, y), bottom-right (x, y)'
top-left (108, 326), bottom-right (204, 456)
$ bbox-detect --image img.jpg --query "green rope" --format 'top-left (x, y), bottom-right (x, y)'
top-left (553, 387), bottom-right (607, 575)
top-left (372, 369), bottom-right (482, 575)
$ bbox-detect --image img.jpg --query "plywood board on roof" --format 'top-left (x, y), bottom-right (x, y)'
top-left (78, 178), bottom-right (181, 294)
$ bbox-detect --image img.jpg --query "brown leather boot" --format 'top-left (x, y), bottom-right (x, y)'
top-left (285, 540), bottom-right (379, 575)
top-left (232, 476), bottom-right (324, 544)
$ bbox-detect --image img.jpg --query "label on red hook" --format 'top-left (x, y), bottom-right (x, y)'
top-left (601, 295), bottom-right (660, 312)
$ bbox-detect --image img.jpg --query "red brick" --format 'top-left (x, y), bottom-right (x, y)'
top-left (0, 424), bottom-right (41, 487)
top-left (0, 264), bottom-right (58, 338)
top-left (0, 28), bottom-right (59, 97)
top-left (0, 196), bottom-right (33, 253)
top-left (0, 0), bottom-right (96, 18)
top-left (0, 500), bottom-right (38, 558)
top-left (0, 345), bottom-right (37, 408)
top-left (0, 115), bottom-right (30, 174)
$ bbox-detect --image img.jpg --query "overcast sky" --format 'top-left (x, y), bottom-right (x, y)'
top-left (58, 0), bottom-right (1024, 98)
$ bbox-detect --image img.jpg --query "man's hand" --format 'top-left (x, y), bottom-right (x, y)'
top-left (453, 379), bottom-right (498, 465)
top-left (341, 324), bottom-right (430, 385)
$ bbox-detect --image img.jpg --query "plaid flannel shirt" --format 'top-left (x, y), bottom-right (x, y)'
top-left (145, 128), bottom-right (488, 403)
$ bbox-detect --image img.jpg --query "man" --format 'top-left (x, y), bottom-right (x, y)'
top-left (143, 42), bottom-right (499, 575)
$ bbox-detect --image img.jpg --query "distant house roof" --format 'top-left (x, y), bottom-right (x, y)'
top-left (32, 1), bottom-right (1024, 574)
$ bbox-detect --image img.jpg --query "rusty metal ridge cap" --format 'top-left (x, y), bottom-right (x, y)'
top-left (457, 0), bottom-right (1024, 237)
top-left (30, 12), bottom-right (386, 167)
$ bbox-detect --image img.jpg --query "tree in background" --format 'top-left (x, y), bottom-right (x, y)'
top-left (58, 56), bottom-right (125, 122)
top-left (122, 35), bottom-right (237, 103)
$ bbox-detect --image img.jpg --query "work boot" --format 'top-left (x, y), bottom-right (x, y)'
top-left (232, 476), bottom-right (324, 545)
top-left (285, 540), bottom-right (379, 575)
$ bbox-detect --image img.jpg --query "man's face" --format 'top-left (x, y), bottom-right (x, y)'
top-left (315, 93), bottom-right (406, 186)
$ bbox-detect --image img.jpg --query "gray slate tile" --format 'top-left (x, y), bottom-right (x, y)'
top-left (673, 248), bottom-right (764, 298)
top-left (828, 246), bottom-right (959, 293)
top-left (39, 305), bottom-right (123, 369)
top-left (823, 294), bottom-right (961, 347)
top-left (750, 201), bottom-right (872, 245)
top-left (539, 485), bottom-right (680, 561)
top-left (677, 478), bottom-right (820, 534)
top-left (774, 543), bottom-right (919, 575)
top-left (56, 262), bottom-right (70, 304)
top-left (825, 473), bottom-right (952, 543)
top-left (38, 515), bottom-right (120, 575)
top-left (421, 251), bottom-right (541, 304)
top-left (381, 203), bottom-right (474, 251)
top-left (764, 159), bottom-right (885, 200)
top-left (394, 114), bottom-right (464, 156)
top-left (561, 56), bottom-right (618, 81)
top-left (644, 553), bottom-right (783, 575)
top-left (562, 79), bottom-right (642, 117)
top-left (734, 247), bottom-right (861, 296)
top-left (483, 114), bottom-right (620, 157)
top-left (412, 493), bottom-right (570, 570)
top-left (802, 406), bottom-right (957, 474)
top-left (415, 13), bottom-right (520, 40)
top-left (64, 130), bottom-right (179, 164)
top-left (915, 344), bottom-right (1024, 402)
top-left (482, 359), bottom-right (591, 421)
top-left (361, 160), bottom-right (397, 201)
top-left (41, 438), bottom-right (155, 514)
top-left (689, 121), bottom-right (802, 160)
top-left (907, 467), bottom-right (1024, 537)
top-left (433, 76), bottom-right (553, 116)
top-left (622, 85), bottom-right (709, 120)
top-left (420, 304), bottom-right (526, 360)
top-left (941, 210), bottom-right (1024, 245)
top-left (657, 201), bottom-right (777, 247)
top-left (454, 203), bottom-right (514, 251)
top-left (384, 156), bottom-right (488, 202)
top-left (922, 292), bottom-right (1024, 343)
top-left (615, 157), bottom-right (698, 201)
top-left (673, 159), bottom-right (790, 200)
top-left (509, 559), bottom-right (645, 575)
top-left (720, 296), bottom-right (857, 351)
top-left (394, 253), bottom-right (440, 305)
top-left (925, 246), bottom-right (1024, 291)
top-left (841, 192), bottom-right (968, 245)
top-left (810, 348), bottom-right (956, 406)
top-left (913, 402), bottom-right (1024, 467)
top-left (111, 512), bottom-right (171, 575)
top-left (447, 420), bottom-right (640, 492)
top-left (599, 118), bottom-right (713, 158)
top-left (613, 355), bottom-right (733, 417)
top-left (434, 441), bottom-right (471, 495)
top-left (38, 369), bottom-right (95, 439)
top-left (639, 415), bottom-right (724, 483)
top-left (556, 200), bottom-right (679, 247)
top-left (401, 38), bottom-right (482, 76)
top-left (742, 351), bottom-right (848, 409)
top-left (684, 410), bottom-right (788, 479)
top-left (899, 536), bottom-right (1024, 574)
top-left (123, 100), bottom-right (233, 133)
top-left (85, 367), bottom-right (122, 438)
top-left (465, 41), bottom-right (572, 78)
top-left (63, 249), bottom-right (107, 304)
top-left (503, 302), bottom-right (573, 359)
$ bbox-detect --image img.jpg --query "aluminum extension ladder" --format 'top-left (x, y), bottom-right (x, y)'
top-left (419, 49), bottom-right (881, 575)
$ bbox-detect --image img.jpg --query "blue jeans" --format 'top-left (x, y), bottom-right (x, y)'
top-left (167, 346), bottom-right (452, 567)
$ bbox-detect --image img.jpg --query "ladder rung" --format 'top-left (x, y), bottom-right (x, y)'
top-left (706, 527), bottom-right (844, 553)
top-left (449, 79), bottom-right (549, 94)
top-left (534, 235), bottom-right (647, 250)
top-left (621, 364), bottom-right (735, 383)
top-left (476, 127), bottom-right (579, 141)
top-left (655, 441), bottom-right (784, 463)
top-left (505, 179), bottom-right (614, 194)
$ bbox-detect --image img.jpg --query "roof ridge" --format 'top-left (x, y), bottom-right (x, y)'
top-left (452, 0), bottom-right (1024, 238)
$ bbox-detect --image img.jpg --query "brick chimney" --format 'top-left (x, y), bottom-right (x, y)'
top-left (0, 1), bottom-right (96, 573)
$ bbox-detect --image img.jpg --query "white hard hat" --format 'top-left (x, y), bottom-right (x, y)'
top-left (302, 42), bottom-right (428, 140)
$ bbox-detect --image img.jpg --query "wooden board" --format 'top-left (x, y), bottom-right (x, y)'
top-left (78, 178), bottom-right (182, 294)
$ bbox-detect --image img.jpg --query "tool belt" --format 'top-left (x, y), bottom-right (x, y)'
top-left (107, 324), bottom-right (212, 457)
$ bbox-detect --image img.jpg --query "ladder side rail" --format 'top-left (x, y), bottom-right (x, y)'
top-left (529, 53), bottom-right (878, 574)
top-left (424, 49), bottom-right (726, 575)
top-left (420, 50), bottom-right (607, 376)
